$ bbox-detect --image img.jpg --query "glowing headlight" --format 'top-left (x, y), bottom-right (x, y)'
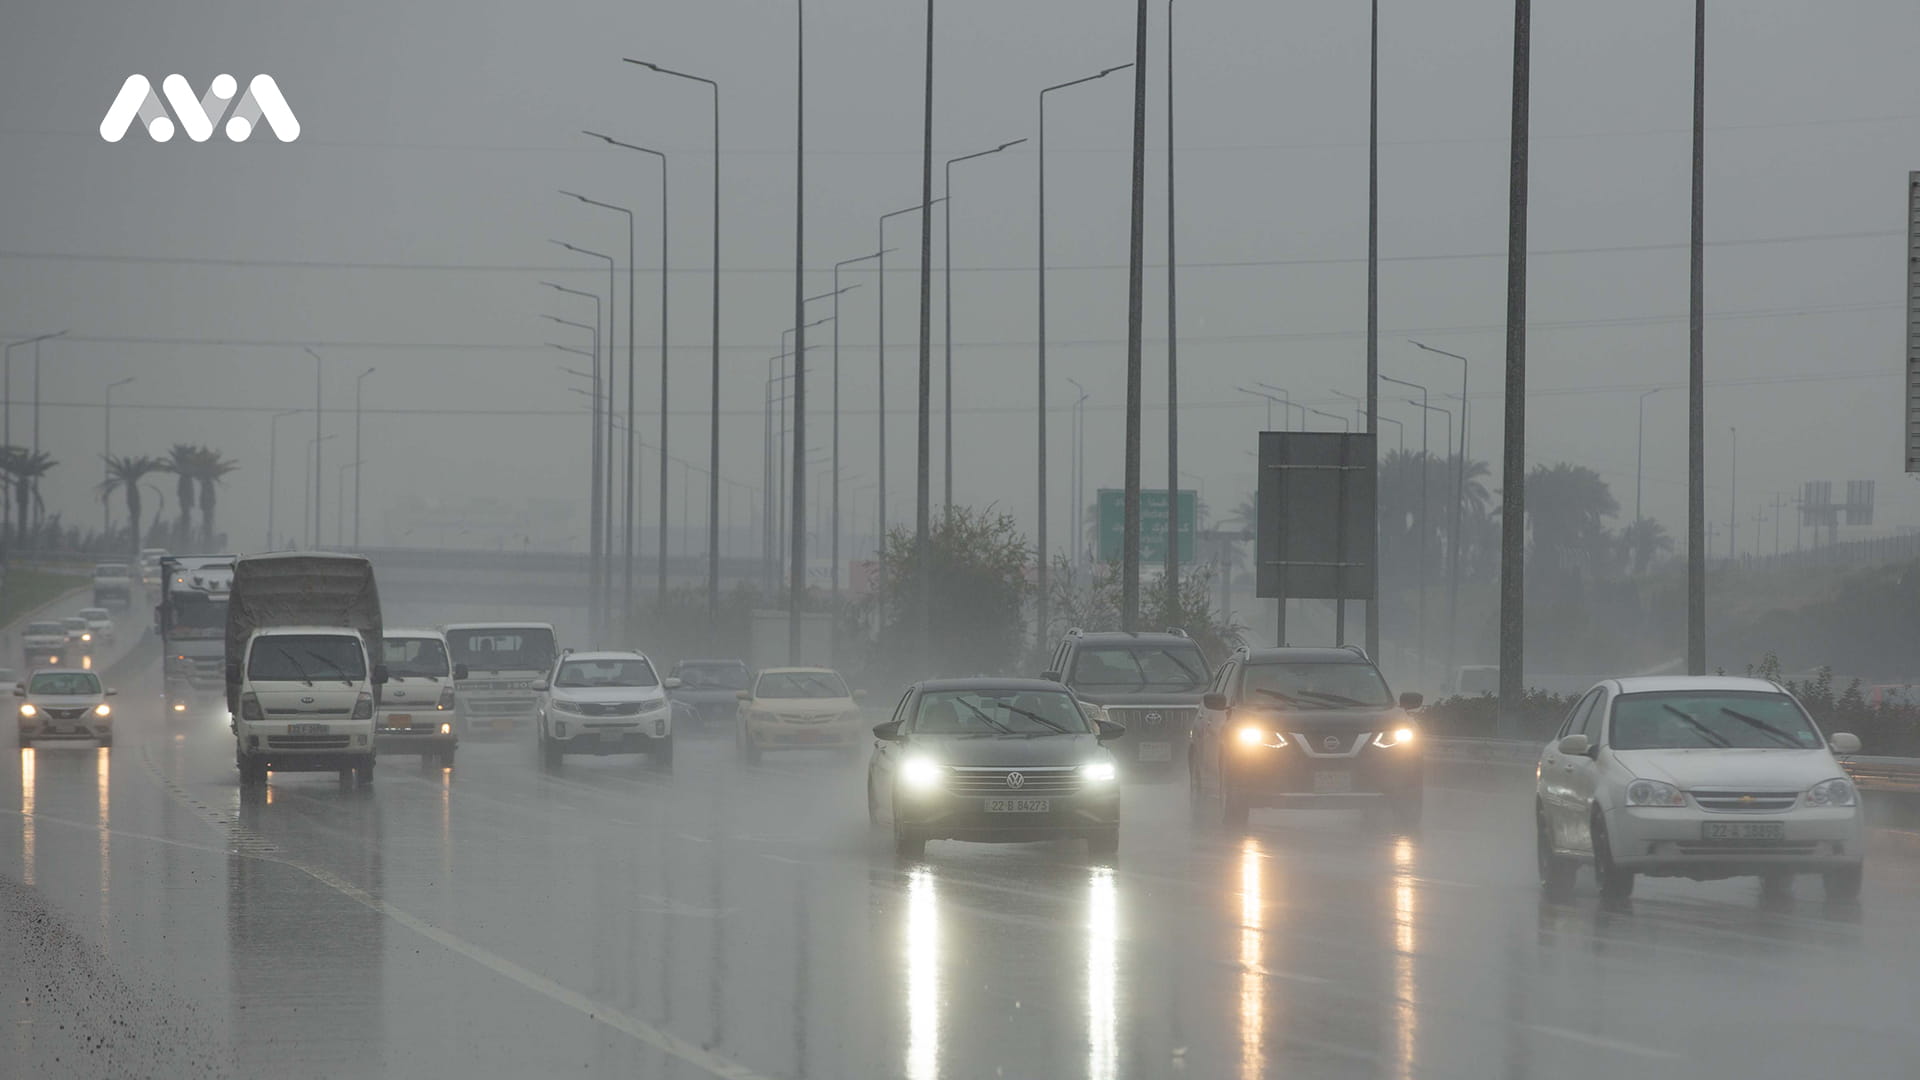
top-left (899, 756), bottom-right (944, 790)
top-left (1625, 779), bottom-right (1686, 807)
top-left (1807, 777), bottom-right (1857, 808)
top-left (1371, 727), bottom-right (1416, 749)
top-left (1236, 726), bottom-right (1285, 748)
top-left (440, 722), bottom-right (452, 735)
top-left (80, 633), bottom-right (91, 642)
top-left (18, 703), bottom-right (36, 718)
top-left (94, 703), bottom-right (111, 717)
top-left (172, 702), bottom-right (187, 712)
top-left (1081, 761), bottom-right (1118, 783)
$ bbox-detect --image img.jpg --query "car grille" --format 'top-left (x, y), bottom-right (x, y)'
top-left (266, 708), bottom-right (351, 718)
top-left (946, 767), bottom-right (1083, 796)
top-left (1692, 790), bottom-right (1799, 812)
top-left (1673, 841), bottom-right (1819, 856)
top-left (1290, 730), bottom-right (1366, 756)
top-left (268, 735), bottom-right (351, 750)
top-left (1104, 706), bottom-right (1196, 733)
top-left (573, 702), bottom-right (641, 717)
top-left (43, 707), bottom-right (90, 721)
top-left (466, 698), bottom-right (535, 716)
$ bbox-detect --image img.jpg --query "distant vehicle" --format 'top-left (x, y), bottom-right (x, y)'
top-left (16, 668), bottom-right (117, 748)
top-left (138, 548), bottom-right (169, 587)
top-left (378, 628), bottom-right (464, 766)
top-left (443, 622), bottom-right (556, 736)
top-left (62, 616), bottom-right (93, 646)
top-left (734, 667), bottom-right (865, 763)
top-left (868, 677), bottom-right (1125, 860)
top-left (78, 607), bottom-right (116, 646)
top-left (227, 553), bottom-right (385, 788)
top-left (1042, 627), bottom-right (1210, 773)
top-left (156, 556), bottom-right (235, 714)
top-left (667, 658), bottom-right (752, 730)
top-left (1448, 665), bottom-right (1500, 697)
top-left (1191, 645), bottom-right (1425, 829)
top-left (92, 562), bottom-right (133, 610)
top-left (1535, 676), bottom-right (1865, 902)
top-left (21, 620), bottom-right (68, 669)
top-left (533, 649), bottom-right (673, 769)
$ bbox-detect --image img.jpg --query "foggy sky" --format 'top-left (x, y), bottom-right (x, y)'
top-left (1, 0), bottom-right (1915, 557)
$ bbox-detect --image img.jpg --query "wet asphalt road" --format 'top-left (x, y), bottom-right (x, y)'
top-left (8, 639), bottom-right (1920, 1078)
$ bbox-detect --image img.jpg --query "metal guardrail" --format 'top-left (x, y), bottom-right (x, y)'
top-left (1839, 756), bottom-right (1920, 795)
top-left (1428, 738), bottom-right (1920, 798)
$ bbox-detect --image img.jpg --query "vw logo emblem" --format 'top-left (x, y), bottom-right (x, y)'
top-left (1143, 711), bottom-right (1164, 727)
top-left (393, 690), bottom-right (406, 698)
top-left (1323, 735), bottom-right (1341, 752)
top-left (1006, 772), bottom-right (1026, 789)
top-left (300, 696), bottom-right (315, 704)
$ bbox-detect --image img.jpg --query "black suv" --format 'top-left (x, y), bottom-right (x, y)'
top-left (1042, 628), bottom-right (1210, 773)
top-left (1189, 645), bottom-right (1425, 828)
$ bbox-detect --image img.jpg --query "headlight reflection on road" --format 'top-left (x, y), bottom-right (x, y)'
top-left (1238, 836), bottom-right (1265, 1080)
top-left (20, 747), bottom-right (35, 886)
top-left (97, 746), bottom-right (111, 941)
top-left (904, 866), bottom-right (939, 1080)
top-left (1390, 835), bottom-right (1418, 1080)
top-left (1087, 867), bottom-right (1118, 1080)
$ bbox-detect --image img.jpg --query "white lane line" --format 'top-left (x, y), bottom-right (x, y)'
top-left (1524, 1024), bottom-right (1679, 1060)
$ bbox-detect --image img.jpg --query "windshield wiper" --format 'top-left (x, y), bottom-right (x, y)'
top-left (1718, 708), bottom-right (1804, 748)
top-left (1291, 690), bottom-right (1369, 707)
top-left (954, 698), bottom-right (1016, 735)
top-left (1661, 703), bottom-right (1731, 747)
top-left (1253, 688), bottom-right (1307, 704)
top-left (278, 650), bottom-right (314, 687)
top-left (1000, 703), bottom-right (1072, 734)
top-left (303, 650), bottom-right (355, 686)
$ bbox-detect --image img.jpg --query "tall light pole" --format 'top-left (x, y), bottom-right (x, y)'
top-left (1165, 0), bottom-right (1182, 619)
top-left (791, 0), bottom-right (808, 664)
top-left (266, 408), bottom-right (301, 549)
top-left (624, 58), bottom-right (722, 617)
top-left (916, 0), bottom-right (937, 667)
top-left (1122, 0), bottom-right (1150, 631)
top-left (833, 250), bottom-right (887, 656)
top-left (353, 367), bottom-right (375, 548)
top-left (1498, 0), bottom-right (1533, 735)
top-left (304, 433), bottom-right (336, 549)
top-left (102, 377), bottom-right (134, 532)
top-left (878, 197), bottom-right (949, 621)
top-left (1068, 377), bottom-right (1089, 585)
top-left (1687, 0), bottom-right (1708, 674)
top-left (1255, 383), bottom-right (1309, 429)
top-left (943, 137), bottom-right (1027, 514)
top-left (1040, 63), bottom-right (1130, 646)
top-left (543, 283), bottom-right (604, 636)
top-left (554, 238), bottom-right (619, 627)
top-left (1408, 340), bottom-right (1470, 686)
top-left (1380, 373), bottom-right (1428, 666)
top-left (3, 330), bottom-right (65, 534)
top-left (1728, 425), bottom-right (1737, 559)
top-left (1235, 386), bottom-right (1277, 431)
top-left (1306, 406), bottom-right (1350, 432)
top-left (1635, 388), bottom-right (1662, 526)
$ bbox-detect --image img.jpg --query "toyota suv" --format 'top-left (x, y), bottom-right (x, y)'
top-left (1042, 628), bottom-right (1210, 773)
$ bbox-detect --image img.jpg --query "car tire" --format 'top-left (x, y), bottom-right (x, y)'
top-left (1086, 827), bottom-right (1120, 862)
top-left (1823, 864), bottom-right (1864, 902)
top-left (541, 733), bottom-right (563, 770)
top-left (238, 756), bottom-right (265, 787)
top-left (356, 758), bottom-right (375, 787)
top-left (440, 747), bottom-right (456, 769)
top-left (651, 734), bottom-right (674, 771)
top-left (1592, 809), bottom-right (1635, 901)
top-left (867, 776), bottom-right (881, 826)
top-left (893, 824), bottom-right (926, 860)
top-left (738, 724), bottom-right (761, 765)
top-left (1537, 808), bottom-right (1575, 899)
top-left (1187, 759), bottom-right (1206, 826)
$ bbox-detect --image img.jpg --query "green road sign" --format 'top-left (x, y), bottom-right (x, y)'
top-left (1096, 489), bottom-right (1197, 566)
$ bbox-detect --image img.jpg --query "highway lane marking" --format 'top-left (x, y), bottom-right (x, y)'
top-left (1524, 1024), bottom-right (1679, 1060)
top-left (131, 749), bottom-right (774, 1080)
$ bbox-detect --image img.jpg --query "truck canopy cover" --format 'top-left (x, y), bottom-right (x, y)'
top-left (226, 554), bottom-right (383, 675)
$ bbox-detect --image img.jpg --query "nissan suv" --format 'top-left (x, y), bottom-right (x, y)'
top-left (1190, 645), bottom-right (1425, 828)
top-left (1043, 628), bottom-right (1211, 774)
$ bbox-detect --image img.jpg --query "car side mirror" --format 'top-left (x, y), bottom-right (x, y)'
top-left (372, 664), bottom-right (390, 686)
top-left (1095, 719), bottom-right (1126, 742)
top-left (1202, 692), bottom-right (1229, 711)
top-left (1557, 733), bottom-right (1591, 757)
top-left (852, 688), bottom-right (867, 700)
top-left (531, 678), bottom-right (549, 692)
top-left (12, 685), bottom-right (23, 697)
top-left (663, 677), bottom-right (682, 690)
top-left (872, 720), bottom-right (905, 742)
top-left (1829, 732), bottom-right (1862, 755)
top-left (106, 688), bottom-right (118, 697)
top-left (1041, 670), bottom-right (1063, 683)
top-left (736, 689), bottom-right (752, 702)
top-left (453, 663), bottom-right (470, 681)
top-left (1399, 692), bottom-right (1424, 710)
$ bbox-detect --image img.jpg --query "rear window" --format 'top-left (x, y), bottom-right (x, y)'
top-left (447, 628), bottom-right (556, 672)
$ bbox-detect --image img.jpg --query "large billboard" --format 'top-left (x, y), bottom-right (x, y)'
top-left (1254, 431), bottom-right (1376, 601)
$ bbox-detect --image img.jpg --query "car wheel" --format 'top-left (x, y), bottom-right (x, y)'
top-left (1537, 807), bottom-right (1575, 899)
top-left (541, 732), bottom-right (563, 770)
top-left (356, 758), bottom-right (376, 787)
top-left (651, 734), bottom-right (674, 771)
top-left (1592, 809), bottom-right (1635, 901)
top-left (1823, 864), bottom-right (1864, 902)
top-left (738, 724), bottom-right (761, 765)
top-left (1086, 827), bottom-right (1120, 862)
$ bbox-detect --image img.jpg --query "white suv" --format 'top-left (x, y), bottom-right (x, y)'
top-left (534, 650), bottom-right (676, 770)
top-left (1536, 676), bottom-right (1865, 902)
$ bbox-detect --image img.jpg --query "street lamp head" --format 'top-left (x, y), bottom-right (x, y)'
top-left (109, 376), bottom-right (135, 390)
top-left (995, 138), bottom-right (1028, 152)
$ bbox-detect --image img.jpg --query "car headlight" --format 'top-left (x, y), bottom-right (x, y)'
top-left (1371, 727), bottom-right (1415, 749)
top-left (94, 703), bottom-right (111, 717)
top-left (1625, 779), bottom-right (1686, 807)
top-left (638, 698), bottom-right (666, 713)
top-left (1807, 777), bottom-right (1858, 808)
top-left (80, 633), bottom-right (91, 642)
top-left (351, 692), bottom-right (374, 720)
top-left (900, 756), bottom-right (944, 790)
top-left (18, 703), bottom-right (36, 718)
top-left (1081, 760), bottom-right (1118, 783)
top-left (440, 722), bottom-right (452, 735)
top-left (1236, 725), bottom-right (1286, 748)
top-left (550, 699), bottom-right (583, 715)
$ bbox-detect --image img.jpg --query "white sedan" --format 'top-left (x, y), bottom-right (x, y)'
top-left (1536, 675), bottom-right (1864, 901)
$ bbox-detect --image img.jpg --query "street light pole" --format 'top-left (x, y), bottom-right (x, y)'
top-left (266, 409), bottom-right (300, 550)
top-left (1379, 373), bottom-right (1428, 666)
top-left (1256, 382), bottom-right (1307, 430)
top-left (1165, 0), bottom-right (1181, 618)
top-left (878, 197), bottom-right (948, 623)
top-left (1636, 388), bottom-right (1661, 526)
top-left (623, 59), bottom-right (722, 618)
top-left (943, 138), bottom-right (1027, 515)
top-left (791, 0), bottom-right (808, 665)
top-left (1687, 0), bottom-right (1708, 674)
top-left (1122, 0), bottom-right (1149, 632)
top-left (102, 376), bottom-right (134, 532)
top-left (555, 239), bottom-right (619, 633)
top-left (916, 0), bottom-right (937, 667)
top-left (304, 347), bottom-right (323, 548)
top-left (544, 284), bottom-right (604, 636)
top-left (1497, 0), bottom-right (1534, 734)
top-left (1408, 340), bottom-right (1470, 686)
top-left (354, 367), bottom-right (375, 548)
top-left (1068, 377), bottom-right (1089, 584)
top-left (833, 250), bottom-right (887, 660)
top-left (304, 434), bottom-right (336, 549)
top-left (1040, 62), bottom-right (1130, 647)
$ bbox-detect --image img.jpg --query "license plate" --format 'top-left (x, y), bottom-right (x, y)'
top-left (1313, 769), bottom-right (1353, 794)
top-left (1703, 821), bottom-right (1783, 840)
top-left (1137, 741), bottom-right (1172, 762)
top-left (985, 798), bottom-right (1051, 813)
top-left (288, 723), bottom-right (329, 735)
top-left (598, 729), bottom-right (625, 743)
top-left (386, 713), bottom-right (413, 724)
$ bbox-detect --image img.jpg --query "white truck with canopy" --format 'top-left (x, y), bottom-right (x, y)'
top-left (442, 622), bottom-right (555, 736)
top-left (156, 555), bottom-right (235, 715)
top-left (226, 553), bottom-right (386, 787)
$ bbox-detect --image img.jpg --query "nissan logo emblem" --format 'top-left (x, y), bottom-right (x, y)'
top-left (1144, 711), bottom-right (1164, 727)
top-left (1323, 735), bottom-right (1341, 752)
top-left (1006, 772), bottom-right (1026, 789)
top-left (300, 696), bottom-right (315, 704)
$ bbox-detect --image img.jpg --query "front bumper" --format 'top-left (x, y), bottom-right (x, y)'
top-left (551, 715), bottom-right (670, 754)
top-left (1604, 804), bottom-right (1864, 877)
top-left (893, 784), bottom-right (1120, 841)
top-left (20, 721), bottom-right (111, 742)
top-left (376, 717), bottom-right (457, 756)
top-left (745, 716), bottom-right (862, 750)
top-left (235, 724), bottom-right (374, 769)
top-left (1225, 743), bottom-right (1424, 806)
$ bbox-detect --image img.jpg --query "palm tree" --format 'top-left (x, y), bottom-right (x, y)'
top-left (1525, 462), bottom-right (1619, 575)
top-left (1622, 517), bottom-right (1674, 575)
top-left (98, 455), bottom-right (171, 561)
top-left (193, 446), bottom-right (239, 547)
top-left (165, 443), bottom-right (200, 542)
top-left (0, 447), bottom-right (57, 545)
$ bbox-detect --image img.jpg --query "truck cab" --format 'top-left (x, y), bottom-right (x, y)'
top-left (157, 556), bottom-right (235, 716)
top-left (441, 622), bottom-right (555, 736)
top-left (377, 628), bottom-right (464, 766)
top-left (92, 562), bottom-right (133, 610)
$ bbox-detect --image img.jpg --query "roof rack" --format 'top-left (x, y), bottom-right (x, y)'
top-left (1065, 627), bottom-right (1086, 639)
top-left (1232, 643), bottom-right (1252, 658)
top-left (1164, 627), bottom-right (1188, 638)
top-left (1342, 644), bottom-right (1371, 661)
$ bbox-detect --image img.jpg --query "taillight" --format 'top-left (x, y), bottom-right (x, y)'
top-left (437, 685), bottom-right (456, 710)
top-left (352, 692), bottom-right (373, 720)
top-left (240, 692), bottom-right (262, 721)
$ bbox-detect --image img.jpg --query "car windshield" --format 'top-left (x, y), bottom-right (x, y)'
top-left (93, 564), bottom-right (127, 578)
top-left (912, 689), bottom-right (1091, 735)
top-left (29, 672), bottom-right (101, 695)
top-left (1609, 691), bottom-right (1824, 751)
top-left (169, 595), bottom-right (228, 630)
top-left (1242, 662), bottom-right (1394, 708)
top-left (1069, 645), bottom-right (1208, 690)
top-left (248, 635), bottom-right (366, 683)
top-left (755, 671), bottom-right (849, 699)
top-left (26, 622), bottom-right (63, 636)
top-left (63, 619), bottom-right (87, 631)
top-left (447, 628), bottom-right (556, 672)
top-left (383, 637), bottom-right (451, 678)
top-left (675, 663), bottom-right (751, 690)
top-left (80, 609), bottom-right (110, 621)
top-left (555, 658), bottom-right (658, 688)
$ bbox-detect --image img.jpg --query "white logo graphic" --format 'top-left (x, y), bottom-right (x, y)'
top-left (100, 74), bottom-right (300, 143)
